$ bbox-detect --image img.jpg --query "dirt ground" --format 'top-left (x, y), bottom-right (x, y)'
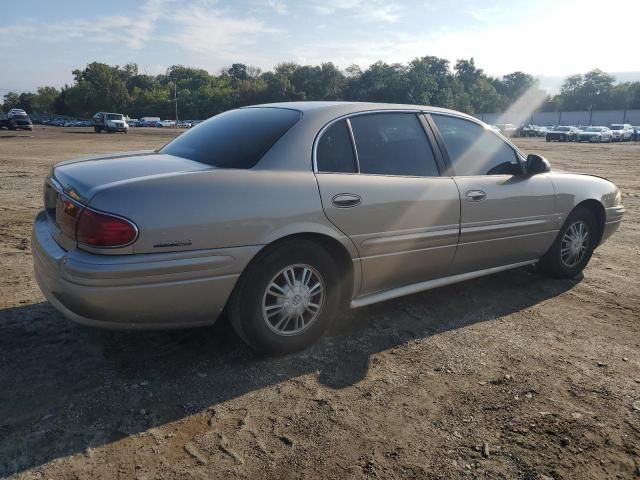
top-left (0, 126), bottom-right (638, 480)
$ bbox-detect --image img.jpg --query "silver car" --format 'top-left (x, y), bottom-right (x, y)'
top-left (33, 102), bottom-right (625, 353)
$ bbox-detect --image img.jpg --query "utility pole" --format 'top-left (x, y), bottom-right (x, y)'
top-left (174, 81), bottom-right (178, 122)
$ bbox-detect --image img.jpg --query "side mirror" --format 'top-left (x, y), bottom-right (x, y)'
top-left (526, 154), bottom-right (551, 174)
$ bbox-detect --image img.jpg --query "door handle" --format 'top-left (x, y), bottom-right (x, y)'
top-left (465, 190), bottom-right (486, 202)
top-left (332, 193), bottom-right (362, 208)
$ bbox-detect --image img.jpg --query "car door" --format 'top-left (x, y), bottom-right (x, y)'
top-left (314, 112), bottom-right (461, 295)
top-left (428, 113), bottom-right (558, 274)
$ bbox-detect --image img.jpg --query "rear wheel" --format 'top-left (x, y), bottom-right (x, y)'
top-left (538, 206), bottom-right (598, 278)
top-left (228, 239), bottom-right (341, 354)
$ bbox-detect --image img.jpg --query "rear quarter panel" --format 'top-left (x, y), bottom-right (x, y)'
top-left (86, 169), bottom-right (358, 258)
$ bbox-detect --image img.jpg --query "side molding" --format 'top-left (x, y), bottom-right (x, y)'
top-left (350, 260), bottom-right (537, 308)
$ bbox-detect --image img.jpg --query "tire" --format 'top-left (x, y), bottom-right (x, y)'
top-left (228, 239), bottom-right (342, 354)
top-left (538, 206), bottom-right (598, 279)
top-left (94, 126), bottom-right (102, 133)
top-left (546, 137), bottom-right (551, 142)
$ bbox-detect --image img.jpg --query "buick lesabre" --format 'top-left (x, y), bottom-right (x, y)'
top-left (33, 102), bottom-right (624, 353)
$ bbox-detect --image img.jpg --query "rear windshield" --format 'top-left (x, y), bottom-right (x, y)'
top-left (161, 107), bottom-right (302, 168)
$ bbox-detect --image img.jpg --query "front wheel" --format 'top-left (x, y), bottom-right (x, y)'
top-left (228, 239), bottom-right (341, 354)
top-left (538, 207), bottom-right (597, 278)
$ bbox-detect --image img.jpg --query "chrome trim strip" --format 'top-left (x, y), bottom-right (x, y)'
top-left (359, 242), bottom-right (457, 260)
top-left (350, 260), bottom-right (537, 308)
top-left (458, 229), bottom-right (558, 246)
top-left (345, 118), bottom-right (360, 173)
top-left (361, 227), bottom-right (460, 248)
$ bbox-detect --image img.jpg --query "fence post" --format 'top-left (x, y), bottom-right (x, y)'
top-left (559, 111), bottom-right (562, 125)
top-left (623, 109), bottom-right (627, 123)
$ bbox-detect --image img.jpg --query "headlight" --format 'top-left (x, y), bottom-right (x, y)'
top-left (614, 190), bottom-right (622, 206)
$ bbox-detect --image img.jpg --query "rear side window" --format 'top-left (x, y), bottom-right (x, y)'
top-left (431, 114), bottom-right (522, 176)
top-left (316, 120), bottom-right (357, 173)
top-left (161, 107), bottom-right (301, 168)
top-left (350, 113), bottom-right (439, 177)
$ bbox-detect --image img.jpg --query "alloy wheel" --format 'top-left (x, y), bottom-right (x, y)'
top-left (560, 221), bottom-right (589, 268)
top-left (261, 264), bottom-right (325, 336)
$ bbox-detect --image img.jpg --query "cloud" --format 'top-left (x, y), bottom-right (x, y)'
top-left (262, 0), bottom-right (289, 15)
top-left (165, 2), bottom-right (283, 56)
top-left (311, 0), bottom-right (402, 23)
top-left (0, 0), bottom-right (170, 49)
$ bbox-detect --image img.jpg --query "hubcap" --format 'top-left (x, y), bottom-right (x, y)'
top-left (262, 264), bottom-right (325, 336)
top-left (561, 220), bottom-right (589, 268)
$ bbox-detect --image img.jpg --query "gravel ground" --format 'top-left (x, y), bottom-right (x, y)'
top-left (0, 127), bottom-right (638, 479)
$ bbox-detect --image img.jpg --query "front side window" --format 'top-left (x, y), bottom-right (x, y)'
top-left (349, 113), bottom-right (439, 177)
top-left (161, 107), bottom-right (301, 168)
top-left (431, 114), bottom-right (522, 176)
top-left (316, 120), bottom-right (357, 173)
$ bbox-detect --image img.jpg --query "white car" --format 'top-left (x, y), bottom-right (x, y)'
top-left (495, 123), bottom-right (517, 137)
top-left (577, 126), bottom-right (613, 143)
top-left (609, 123), bottom-right (633, 142)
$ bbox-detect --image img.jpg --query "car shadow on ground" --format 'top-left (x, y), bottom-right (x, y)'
top-left (0, 266), bottom-right (579, 475)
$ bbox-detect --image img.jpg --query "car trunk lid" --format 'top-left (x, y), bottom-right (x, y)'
top-left (45, 151), bottom-right (210, 248)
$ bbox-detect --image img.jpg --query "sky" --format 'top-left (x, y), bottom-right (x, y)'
top-left (1, 0), bottom-right (639, 94)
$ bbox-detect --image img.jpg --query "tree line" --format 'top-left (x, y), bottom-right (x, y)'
top-left (3, 58), bottom-right (640, 119)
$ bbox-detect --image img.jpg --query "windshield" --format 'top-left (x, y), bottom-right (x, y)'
top-left (610, 125), bottom-right (623, 130)
top-left (584, 127), bottom-right (601, 132)
top-left (106, 114), bottom-right (123, 120)
top-left (555, 127), bottom-right (570, 132)
top-left (161, 107), bottom-right (302, 169)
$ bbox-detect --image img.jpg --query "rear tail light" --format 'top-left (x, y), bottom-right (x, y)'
top-left (77, 209), bottom-right (138, 247)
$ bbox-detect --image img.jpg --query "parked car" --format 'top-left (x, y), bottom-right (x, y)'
top-left (609, 123), bottom-right (633, 142)
top-left (516, 124), bottom-right (540, 137)
top-left (155, 120), bottom-right (177, 128)
top-left (546, 126), bottom-right (579, 142)
top-left (495, 123), bottom-right (517, 136)
top-left (577, 126), bottom-right (613, 143)
top-left (632, 126), bottom-right (640, 142)
top-left (139, 117), bottom-right (161, 127)
top-left (93, 112), bottom-right (129, 133)
top-left (0, 109), bottom-right (33, 130)
top-left (32, 102), bottom-right (624, 354)
top-left (538, 126), bottom-right (553, 136)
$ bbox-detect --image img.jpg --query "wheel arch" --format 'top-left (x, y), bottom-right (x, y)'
top-left (573, 199), bottom-right (606, 246)
top-left (231, 231), bottom-right (359, 312)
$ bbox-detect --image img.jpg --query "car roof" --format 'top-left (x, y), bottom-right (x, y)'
top-left (246, 101), bottom-right (479, 121)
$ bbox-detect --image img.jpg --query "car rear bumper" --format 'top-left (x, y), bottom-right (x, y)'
top-left (32, 210), bottom-right (258, 329)
top-left (601, 206), bottom-right (624, 244)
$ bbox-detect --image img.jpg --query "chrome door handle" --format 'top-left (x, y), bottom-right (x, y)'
top-left (332, 193), bottom-right (362, 208)
top-left (465, 190), bottom-right (486, 202)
